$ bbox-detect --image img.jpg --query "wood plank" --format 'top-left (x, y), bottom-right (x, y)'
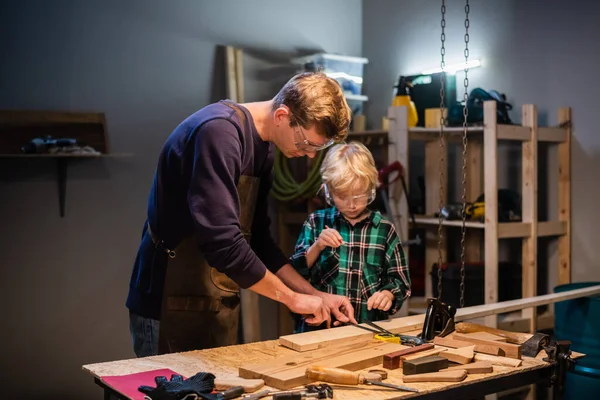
top-left (497, 125), bottom-right (529, 141)
top-left (445, 361), bottom-right (493, 374)
top-left (434, 335), bottom-right (502, 356)
top-left (473, 353), bottom-right (522, 368)
top-left (439, 346), bottom-right (475, 364)
top-left (463, 331), bottom-right (508, 342)
top-left (521, 104), bottom-right (538, 333)
top-left (239, 341), bottom-right (407, 390)
top-left (455, 322), bottom-right (531, 344)
top-left (484, 100), bottom-right (499, 328)
top-left (403, 369), bottom-right (467, 383)
top-left (558, 108), bottom-right (571, 284)
top-left (278, 285), bottom-right (600, 352)
top-left (538, 127), bottom-right (567, 142)
top-left (452, 333), bottom-right (522, 359)
top-left (383, 343), bottom-right (435, 370)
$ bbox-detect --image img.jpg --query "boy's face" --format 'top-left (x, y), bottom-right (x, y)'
top-left (331, 188), bottom-right (373, 219)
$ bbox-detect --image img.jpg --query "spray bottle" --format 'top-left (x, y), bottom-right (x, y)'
top-left (392, 76), bottom-right (419, 127)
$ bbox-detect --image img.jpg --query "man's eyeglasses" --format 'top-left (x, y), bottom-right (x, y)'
top-left (293, 126), bottom-right (335, 152)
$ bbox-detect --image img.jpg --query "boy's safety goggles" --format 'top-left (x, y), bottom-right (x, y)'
top-left (322, 184), bottom-right (376, 207)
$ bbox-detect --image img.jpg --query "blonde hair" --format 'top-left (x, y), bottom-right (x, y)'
top-left (272, 72), bottom-right (352, 143)
top-left (320, 141), bottom-right (379, 194)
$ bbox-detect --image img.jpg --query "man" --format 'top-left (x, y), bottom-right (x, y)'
top-left (126, 72), bottom-right (358, 357)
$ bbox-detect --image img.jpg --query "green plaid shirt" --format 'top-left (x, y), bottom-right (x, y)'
top-left (290, 207), bottom-right (411, 323)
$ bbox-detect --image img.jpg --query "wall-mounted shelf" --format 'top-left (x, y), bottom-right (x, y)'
top-left (0, 110), bottom-right (134, 217)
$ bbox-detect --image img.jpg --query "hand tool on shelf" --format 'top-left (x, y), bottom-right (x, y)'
top-left (305, 365), bottom-right (419, 393)
top-left (378, 161), bottom-right (421, 247)
top-left (349, 320), bottom-right (425, 346)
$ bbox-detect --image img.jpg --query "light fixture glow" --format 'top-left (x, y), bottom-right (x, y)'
top-left (421, 59), bottom-right (481, 75)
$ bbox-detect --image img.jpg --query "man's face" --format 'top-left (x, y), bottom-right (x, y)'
top-left (272, 106), bottom-right (333, 159)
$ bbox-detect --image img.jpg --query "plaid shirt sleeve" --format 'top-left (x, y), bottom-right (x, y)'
top-left (289, 214), bottom-right (317, 279)
top-left (381, 224), bottom-right (412, 315)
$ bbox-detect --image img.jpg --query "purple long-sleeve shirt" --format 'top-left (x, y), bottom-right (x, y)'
top-left (126, 100), bottom-right (288, 320)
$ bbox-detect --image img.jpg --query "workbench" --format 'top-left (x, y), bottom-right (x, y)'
top-left (82, 328), bottom-right (560, 400)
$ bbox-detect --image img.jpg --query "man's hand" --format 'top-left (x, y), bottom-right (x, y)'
top-left (286, 292), bottom-right (331, 328)
top-left (315, 292), bottom-right (357, 326)
top-left (367, 290), bottom-right (394, 311)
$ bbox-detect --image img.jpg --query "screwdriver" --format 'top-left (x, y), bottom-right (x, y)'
top-left (305, 365), bottom-right (419, 393)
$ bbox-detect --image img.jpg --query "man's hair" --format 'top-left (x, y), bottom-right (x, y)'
top-left (272, 72), bottom-right (352, 143)
top-left (320, 141), bottom-right (379, 194)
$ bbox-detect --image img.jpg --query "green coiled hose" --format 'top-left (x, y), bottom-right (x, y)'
top-left (270, 148), bottom-right (325, 202)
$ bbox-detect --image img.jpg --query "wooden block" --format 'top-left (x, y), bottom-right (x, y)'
top-left (439, 346), bottom-right (475, 364)
top-left (445, 361), bottom-right (493, 374)
top-left (400, 348), bottom-right (446, 367)
top-left (474, 353), bottom-right (522, 367)
top-left (239, 341), bottom-right (408, 390)
top-left (434, 335), bottom-right (502, 356)
top-left (214, 378), bottom-right (264, 393)
top-left (403, 369), bottom-right (467, 383)
top-left (383, 343), bottom-right (435, 370)
top-left (402, 355), bottom-right (448, 376)
top-left (453, 333), bottom-right (522, 359)
top-left (463, 331), bottom-right (508, 342)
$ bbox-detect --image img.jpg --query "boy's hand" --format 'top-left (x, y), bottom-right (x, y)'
top-left (317, 225), bottom-right (343, 250)
top-left (367, 290), bottom-right (395, 311)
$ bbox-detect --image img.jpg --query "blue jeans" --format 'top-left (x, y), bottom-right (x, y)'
top-left (129, 311), bottom-right (160, 357)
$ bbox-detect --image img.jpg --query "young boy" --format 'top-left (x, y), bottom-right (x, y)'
top-left (289, 141), bottom-right (411, 331)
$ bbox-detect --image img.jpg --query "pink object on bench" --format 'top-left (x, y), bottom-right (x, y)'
top-left (100, 368), bottom-right (186, 400)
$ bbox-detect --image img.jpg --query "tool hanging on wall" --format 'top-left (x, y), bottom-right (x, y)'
top-left (377, 161), bottom-right (422, 246)
top-left (422, 0), bottom-right (471, 340)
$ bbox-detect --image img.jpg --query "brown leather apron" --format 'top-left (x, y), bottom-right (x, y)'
top-left (155, 104), bottom-right (261, 354)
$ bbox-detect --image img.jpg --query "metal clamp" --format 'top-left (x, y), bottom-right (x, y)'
top-left (542, 340), bottom-right (577, 400)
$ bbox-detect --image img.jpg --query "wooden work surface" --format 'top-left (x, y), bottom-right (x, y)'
top-left (82, 329), bottom-right (550, 399)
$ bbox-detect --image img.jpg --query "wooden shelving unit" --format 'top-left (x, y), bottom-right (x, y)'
top-left (0, 109), bottom-right (133, 217)
top-left (386, 100), bottom-right (571, 332)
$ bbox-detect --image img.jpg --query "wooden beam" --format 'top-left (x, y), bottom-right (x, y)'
top-left (521, 104), bottom-right (538, 333)
top-left (558, 108), bottom-right (571, 284)
top-left (484, 100), bottom-right (499, 328)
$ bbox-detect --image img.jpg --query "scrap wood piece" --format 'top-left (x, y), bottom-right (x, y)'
top-left (403, 369), bottom-right (467, 383)
top-left (439, 345), bottom-right (475, 364)
top-left (278, 314), bottom-right (424, 352)
top-left (454, 322), bottom-right (532, 344)
top-left (214, 377), bottom-right (264, 393)
top-left (402, 355), bottom-right (448, 376)
top-left (383, 343), bottom-right (435, 370)
top-left (445, 361), bottom-right (493, 374)
top-left (239, 341), bottom-right (406, 390)
top-left (463, 331), bottom-right (508, 342)
top-left (400, 347), bottom-right (446, 367)
top-left (474, 353), bottom-right (522, 368)
top-left (452, 333), bottom-right (522, 359)
top-left (434, 335), bottom-right (502, 356)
